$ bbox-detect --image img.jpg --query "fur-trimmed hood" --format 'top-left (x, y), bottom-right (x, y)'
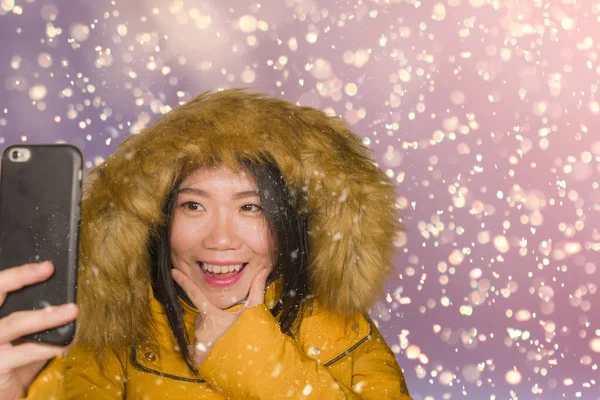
top-left (77, 89), bottom-right (401, 351)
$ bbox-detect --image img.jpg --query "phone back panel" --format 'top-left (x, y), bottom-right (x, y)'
top-left (0, 144), bottom-right (82, 345)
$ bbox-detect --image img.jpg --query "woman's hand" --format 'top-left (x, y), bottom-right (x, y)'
top-left (171, 267), bottom-right (269, 368)
top-left (0, 262), bottom-right (78, 400)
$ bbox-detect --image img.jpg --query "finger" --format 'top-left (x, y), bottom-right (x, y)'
top-left (170, 269), bottom-right (216, 315)
top-left (0, 303), bottom-right (78, 343)
top-left (0, 342), bottom-right (67, 372)
top-left (0, 262), bottom-right (54, 306)
top-left (245, 268), bottom-right (270, 309)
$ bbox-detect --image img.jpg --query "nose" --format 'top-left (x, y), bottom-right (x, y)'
top-left (202, 211), bottom-right (239, 251)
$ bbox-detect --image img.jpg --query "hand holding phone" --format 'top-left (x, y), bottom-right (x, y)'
top-left (0, 262), bottom-right (78, 400)
top-left (0, 144), bottom-right (82, 346)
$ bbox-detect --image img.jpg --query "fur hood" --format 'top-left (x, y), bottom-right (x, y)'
top-left (77, 89), bottom-right (401, 351)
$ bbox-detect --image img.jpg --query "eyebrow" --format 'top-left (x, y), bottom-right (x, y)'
top-left (177, 187), bottom-right (261, 200)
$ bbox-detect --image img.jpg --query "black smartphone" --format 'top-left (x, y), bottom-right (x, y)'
top-left (0, 144), bottom-right (82, 345)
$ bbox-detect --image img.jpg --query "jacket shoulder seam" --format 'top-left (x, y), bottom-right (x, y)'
top-left (323, 319), bottom-right (373, 367)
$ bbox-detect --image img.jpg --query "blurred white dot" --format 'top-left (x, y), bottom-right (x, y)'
top-left (344, 82), bottom-right (358, 96)
top-left (448, 248), bottom-right (465, 266)
top-left (28, 85), bottom-right (47, 101)
top-left (383, 148), bottom-right (402, 168)
top-left (462, 364), bottom-right (480, 383)
top-left (354, 49), bottom-right (370, 68)
top-left (589, 338), bottom-right (600, 353)
top-left (393, 231), bottom-right (407, 247)
top-left (241, 69), bottom-right (256, 84)
top-left (310, 59), bottom-right (332, 80)
top-left (343, 51), bottom-right (355, 64)
top-left (1, 0), bottom-right (15, 12)
top-left (469, 268), bottom-right (482, 280)
top-left (505, 369), bottom-right (522, 385)
top-left (563, 378), bottom-right (574, 386)
top-left (302, 384), bottom-right (312, 396)
top-left (10, 55), bottom-right (21, 70)
top-left (288, 37), bottom-right (298, 51)
top-left (514, 309), bottom-right (531, 322)
top-left (70, 23), bottom-right (90, 41)
top-left (306, 31), bottom-right (318, 44)
top-left (450, 91), bottom-right (465, 105)
top-left (196, 15), bottom-right (212, 29)
top-left (398, 69), bottom-right (411, 82)
top-left (561, 17), bottom-right (575, 31)
top-left (432, 3), bottom-right (447, 21)
top-left (37, 53), bottom-right (52, 68)
top-left (40, 3), bottom-right (58, 21)
top-left (493, 235), bottom-right (510, 253)
top-left (239, 15), bottom-right (257, 33)
top-left (117, 24), bottom-right (128, 37)
top-left (468, 0), bottom-right (486, 7)
top-left (438, 370), bottom-right (454, 386)
top-left (459, 305), bottom-right (473, 316)
top-left (406, 344), bottom-right (421, 359)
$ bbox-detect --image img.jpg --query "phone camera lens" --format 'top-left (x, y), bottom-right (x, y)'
top-left (11, 150), bottom-right (20, 159)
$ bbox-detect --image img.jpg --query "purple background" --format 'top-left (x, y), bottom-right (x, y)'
top-left (2, 0), bottom-right (600, 398)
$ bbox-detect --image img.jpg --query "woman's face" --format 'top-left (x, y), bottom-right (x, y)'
top-left (169, 165), bottom-right (274, 310)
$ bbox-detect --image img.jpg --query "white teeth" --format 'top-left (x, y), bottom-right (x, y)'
top-left (201, 263), bottom-right (244, 274)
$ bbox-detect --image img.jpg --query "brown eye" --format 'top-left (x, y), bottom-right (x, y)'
top-left (240, 204), bottom-right (262, 213)
top-left (181, 202), bottom-right (204, 211)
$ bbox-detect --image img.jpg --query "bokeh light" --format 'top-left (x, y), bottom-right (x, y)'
top-left (1, 1), bottom-right (599, 399)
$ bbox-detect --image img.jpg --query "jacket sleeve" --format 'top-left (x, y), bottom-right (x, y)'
top-left (21, 357), bottom-right (66, 400)
top-left (198, 305), bottom-right (412, 399)
top-left (63, 344), bottom-right (125, 399)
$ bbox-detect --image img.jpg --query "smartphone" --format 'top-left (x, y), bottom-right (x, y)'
top-left (0, 144), bottom-right (82, 345)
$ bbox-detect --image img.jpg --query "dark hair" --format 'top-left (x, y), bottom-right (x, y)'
top-left (149, 157), bottom-right (310, 369)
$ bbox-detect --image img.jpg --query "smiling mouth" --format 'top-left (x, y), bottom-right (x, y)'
top-left (198, 262), bottom-right (248, 279)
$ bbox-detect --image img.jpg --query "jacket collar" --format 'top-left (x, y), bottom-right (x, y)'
top-left (174, 277), bottom-right (373, 366)
top-left (137, 281), bottom-right (372, 382)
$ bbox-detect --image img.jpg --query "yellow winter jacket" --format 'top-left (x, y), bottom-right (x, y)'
top-left (24, 90), bottom-right (411, 399)
top-left (27, 286), bottom-right (411, 399)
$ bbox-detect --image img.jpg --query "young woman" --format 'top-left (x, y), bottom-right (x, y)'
top-left (3, 90), bottom-right (412, 399)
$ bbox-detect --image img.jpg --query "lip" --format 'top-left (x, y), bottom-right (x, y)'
top-left (197, 261), bottom-right (248, 288)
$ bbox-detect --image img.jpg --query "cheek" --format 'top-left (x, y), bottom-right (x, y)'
top-left (239, 220), bottom-right (273, 257)
top-left (169, 216), bottom-right (200, 254)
